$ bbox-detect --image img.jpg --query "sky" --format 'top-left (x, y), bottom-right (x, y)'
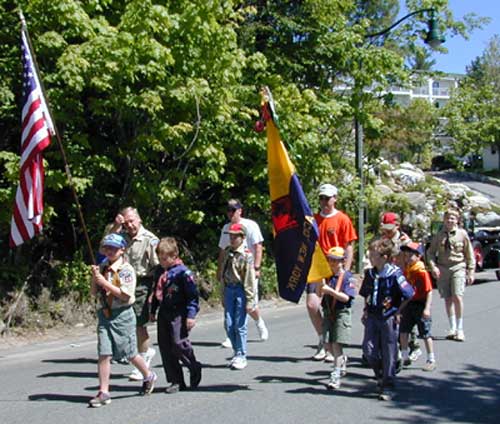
top-left (427, 0), bottom-right (499, 74)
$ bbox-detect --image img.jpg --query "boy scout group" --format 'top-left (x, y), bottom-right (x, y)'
top-left (89, 186), bottom-right (475, 407)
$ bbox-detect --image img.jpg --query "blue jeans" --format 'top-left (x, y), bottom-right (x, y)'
top-left (224, 284), bottom-right (248, 358)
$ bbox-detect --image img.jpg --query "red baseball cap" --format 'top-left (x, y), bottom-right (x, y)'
top-left (380, 212), bottom-right (399, 230)
top-left (225, 223), bottom-right (246, 236)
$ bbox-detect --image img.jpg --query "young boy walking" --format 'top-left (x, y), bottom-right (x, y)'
top-left (150, 237), bottom-right (202, 393)
top-left (400, 242), bottom-right (436, 371)
top-left (360, 239), bottom-right (414, 401)
top-left (317, 247), bottom-right (357, 390)
top-left (89, 233), bottom-right (157, 408)
top-left (220, 223), bottom-right (256, 370)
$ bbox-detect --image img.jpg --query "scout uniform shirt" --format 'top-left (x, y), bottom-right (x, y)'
top-left (221, 243), bottom-right (255, 304)
top-left (359, 263), bottom-right (415, 319)
top-left (427, 227), bottom-right (475, 272)
top-left (123, 226), bottom-right (160, 280)
top-left (98, 257), bottom-right (136, 310)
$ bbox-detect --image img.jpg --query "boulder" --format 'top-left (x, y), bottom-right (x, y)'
top-left (405, 192), bottom-right (427, 213)
top-left (468, 195), bottom-right (491, 211)
top-left (475, 211), bottom-right (500, 227)
top-left (391, 169), bottom-right (425, 187)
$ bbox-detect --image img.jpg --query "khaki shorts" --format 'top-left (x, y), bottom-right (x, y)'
top-left (133, 282), bottom-right (151, 327)
top-left (322, 307), bottom-right (352, 345)
top-left (436, 266), bottom-right (466, 298)
top-left (97, 307), bottom-right (138, 359)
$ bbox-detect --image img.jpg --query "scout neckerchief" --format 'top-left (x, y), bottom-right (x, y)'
top-left (101, 263), bottom-right (121, 314)
top-left (154, 258), bottom-right (184, 302)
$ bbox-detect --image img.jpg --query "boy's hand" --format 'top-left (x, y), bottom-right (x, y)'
top-left (422, 308), bottom-right (431, 319)
top-left (431, 266), bottom-right (440, 280)
top-left (149, 314), bottom-right (157, 323)
top-left (91, 265), bottom-right (103, 284)
top-left (186, 318), bottom-right (196, 331)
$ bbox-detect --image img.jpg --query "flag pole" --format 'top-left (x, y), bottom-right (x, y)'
top-left (18, 9), bottom-right (96, 265)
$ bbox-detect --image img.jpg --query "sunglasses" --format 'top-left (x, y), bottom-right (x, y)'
top-left (227, 207), bottom-right (238, 213)
top-left (319, 195), bottom-right (332, 201)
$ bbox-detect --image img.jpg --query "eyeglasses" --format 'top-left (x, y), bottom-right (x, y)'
top-left (319, 195), bottom-right (332, 201)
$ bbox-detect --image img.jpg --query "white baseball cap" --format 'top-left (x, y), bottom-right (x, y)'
top-left (318, 183), bottom-right (338, 197)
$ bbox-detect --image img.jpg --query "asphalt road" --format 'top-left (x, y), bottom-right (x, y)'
top-left (1, 270), bottom-right (500, 424)
top-left (433, 171), bottom-right (500, 205)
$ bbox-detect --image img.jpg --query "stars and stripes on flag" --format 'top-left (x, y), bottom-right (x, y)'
top-left (9, 29), bottom-right (54, 247)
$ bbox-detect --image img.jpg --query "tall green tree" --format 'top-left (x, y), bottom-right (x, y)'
top-left (443, 35), bottom-right (500, 162)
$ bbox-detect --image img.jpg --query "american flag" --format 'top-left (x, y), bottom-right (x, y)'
top-left (9, 29), bottom-right (54, 247)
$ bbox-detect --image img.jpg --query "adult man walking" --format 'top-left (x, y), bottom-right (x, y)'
top-left (217, 199), bottom-right (268, 345)
top-left (107, 207), bottom-right (160, 379)
top-left (427, 208), bottom-right (475, 342)
top-left (309, 183), bottom-right (357, 360)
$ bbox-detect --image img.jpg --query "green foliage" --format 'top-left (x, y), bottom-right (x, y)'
top-left (0, 1), bottom-right (485, 327)
top-left (53, 252), bottom-right (92, 301)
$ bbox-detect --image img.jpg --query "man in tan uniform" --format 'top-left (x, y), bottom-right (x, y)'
top-left (426, 209), bottom-right (475, 342)
top-left (106, 207), bottom-right (160, 380)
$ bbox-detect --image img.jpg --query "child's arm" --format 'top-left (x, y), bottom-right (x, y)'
top-left (91, 265), bottom-right (131, 303)
top-left (423, 289), bottom-right (432, 319)
top-left (183, 270), bottom-right (200, 331)
top-left (320, 282), bottom-right (349, 303)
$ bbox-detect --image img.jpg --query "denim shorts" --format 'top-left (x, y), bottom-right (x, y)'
top-left (97, 307), bottom-right (138, 359)
top-left (400, 301), bottom-right (432, 339)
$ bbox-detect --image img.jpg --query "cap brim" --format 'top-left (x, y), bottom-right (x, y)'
top-left (380, 223), bottom-right (396, 230)
top-left (327, 255), bottom-right (344, 260)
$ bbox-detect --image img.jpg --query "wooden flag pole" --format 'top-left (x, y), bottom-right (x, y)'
top-left (19, 10), bottom-right (96, 265)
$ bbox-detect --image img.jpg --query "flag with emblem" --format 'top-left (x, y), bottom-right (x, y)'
top-left (9, 23), bottom-right (54, 247)
top-left (259, 87), bottom-right (331, 303)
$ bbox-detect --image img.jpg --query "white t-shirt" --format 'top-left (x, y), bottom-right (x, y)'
top-left (218, 217), bottom-right (264, 257)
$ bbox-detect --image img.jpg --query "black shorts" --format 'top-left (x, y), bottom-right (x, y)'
top-left (400, 301), bottom-right (432, 339)
top-left (306, 282), bottom-right (319, 294)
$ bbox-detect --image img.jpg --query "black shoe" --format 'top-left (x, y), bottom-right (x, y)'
top-left (140, 372), bottom-right (157, 395)
top-left (190, 363), bottom-right (202, 390)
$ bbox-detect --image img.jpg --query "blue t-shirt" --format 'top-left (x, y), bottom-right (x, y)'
top-left (321, 270), bottom-right (357, 311)
top-left (359, 263), bottom-right (414, 319)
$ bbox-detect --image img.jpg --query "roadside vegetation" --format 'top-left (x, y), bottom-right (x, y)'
top-left (0, 1), bottom-right (495, 335)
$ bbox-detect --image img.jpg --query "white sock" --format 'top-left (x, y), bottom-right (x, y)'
top-left (401, 348), bottom-right (409, 360)
top-left (428, 352), bottom-right (435, 362)
top-left (334, 367), bottom-right (342, 377)
top-left (448, 315), bottom-right (457, 331)
top-left (457, 318), bottom-right (463, 331)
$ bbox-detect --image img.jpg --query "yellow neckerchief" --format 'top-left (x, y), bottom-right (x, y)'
top-left (404, 259), bottom-right (426, 283)
top-left (102, 258), bottom-right (123, 309)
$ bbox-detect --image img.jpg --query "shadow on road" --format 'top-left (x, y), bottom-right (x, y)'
top-left (248, 354), bottom-right (311, 363)
top-left (375, 364), bottom-right (500, 423)
top-left (41, 357), bottom-right (97, 364)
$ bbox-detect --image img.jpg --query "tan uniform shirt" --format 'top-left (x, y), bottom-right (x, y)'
top-left (124, 226), bottom-right (159, 279)
top-left (98, 257), bottom-right (136, 309)
top-left (221, 243), bottom-right (255, 305)
top-left (427, 227), bottom-right (475, 271)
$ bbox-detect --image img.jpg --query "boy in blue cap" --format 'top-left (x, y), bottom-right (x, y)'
top-left (89, 233), bottom-right (157, 407)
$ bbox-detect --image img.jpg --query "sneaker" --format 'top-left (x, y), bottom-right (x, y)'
top-left (256, 319), bottom-right (269, 341)
top-left (313, 345), bottom-right (326, 361)
top-left (422, 360), bottom-right (437, 372)
top-left (402, 357), bottom-right (412, 367)
top-left (165, 383), bottom-right (182, 394)
top-left (324, 352), bottom-right (335, 363)
top-left (378, 388), bottom-right (394, 401)
top-left (88, 391), bottom-right (111, 408)
top-left (326, 372), bottom-right (341, 390)
top-left (128, 367), bottom-right (143, 381)
top-left (141, 372), bottom-right (157, 395)
top-left (231, 356), bottom-right (248, 370)
top-left (454, 330), bottom-right (465, 342)
top-left (409, 347), bottom-right (422, 362)
top-left (190, 362), bottom-right (202, 389)
top-left (395, 357), bottom-right (402, 374)
top-left (446, 329), bottom-right (457, 340)
top-left (340, 355), bottom-right (348, 376)
top-left (221, 337), bottom-right (233, 349)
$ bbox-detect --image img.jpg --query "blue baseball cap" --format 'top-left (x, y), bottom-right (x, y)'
top-left (102, 233), bottom-right (127, 249)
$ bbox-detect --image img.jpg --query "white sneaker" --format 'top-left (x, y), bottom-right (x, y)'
top-left (256, 319), bottom-right (269, 341)
top-left (231, 356), bottom-right (247, 370)
top-left (327, 371), bottom-right (341, 390)
top-left (313, 347), bottom-right (326, 361)
top-left (129, 348), bottom-right (156, 381)
top-left (409, 348), bottom-right (422, 362)
top-left (128, 367), bottom-right (142, 381)
top-left (221, 337), bottom-right (233, 349)
top-left (324, 352), bottom-right (335, 363)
